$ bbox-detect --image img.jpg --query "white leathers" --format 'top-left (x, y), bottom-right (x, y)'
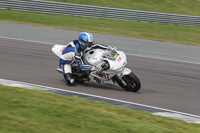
top-left (85, 43), bottom-right (108, 51)
top-left (60, 42), bottom-right (76, 74)
top-left (60, 42), bottom-right (75, 62)
top-left (62, 64), bottom-right (72, 73)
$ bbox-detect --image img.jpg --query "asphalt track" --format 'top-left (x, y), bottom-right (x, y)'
top-left (1, 22), bottom-right (200, 64)
top-left (0, 37), bottom-right (200, 116)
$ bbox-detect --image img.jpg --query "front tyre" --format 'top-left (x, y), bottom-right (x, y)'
top-left (116, 72), bottom-right (141, 92)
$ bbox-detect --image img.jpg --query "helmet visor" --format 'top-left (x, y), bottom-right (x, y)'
top-left (81, 39), bottom-right (93, 47)
top-left (87, 42), bottom-right (93, 47)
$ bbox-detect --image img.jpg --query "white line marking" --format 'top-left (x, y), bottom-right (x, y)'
top-left (0, 35), bottom-right (57, 45)
top-left (0, 35), bottom-right (200, 65)
top-left (0, 78), bottom-right (200, 123)
top-left (127, 53), bottom-right (200, 65)
top-left (153, 112), bottom-right (200, 124)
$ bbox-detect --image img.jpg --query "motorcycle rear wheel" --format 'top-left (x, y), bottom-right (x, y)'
top-left (115, 72), bottom-right (141, 92)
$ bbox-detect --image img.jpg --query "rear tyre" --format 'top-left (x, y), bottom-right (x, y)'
top-left (115, 72), bottom-right (141, 92)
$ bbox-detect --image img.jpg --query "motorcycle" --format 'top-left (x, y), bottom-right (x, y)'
top-left (52, 44), bottom-right (141, 92)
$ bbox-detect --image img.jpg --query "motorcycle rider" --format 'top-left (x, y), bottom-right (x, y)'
top-left (59, 32), bottom-right (108, 86)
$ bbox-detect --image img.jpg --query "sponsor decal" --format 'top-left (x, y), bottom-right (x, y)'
top-left (125, 68), bottom-right (131, 74)
top-left (60, 46), bottom-right (66, 52)
top-left (114, 54), bottom-right (118, 59)
top-left (117, 56), bottom-right (122, 62)
top-left (96, 72), bottom-right (110, 79)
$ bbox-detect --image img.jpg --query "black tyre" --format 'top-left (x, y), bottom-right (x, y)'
top-left (115, 72), bottom-right (141, 92)
top-left (74, 78), bottom-right (85, 84)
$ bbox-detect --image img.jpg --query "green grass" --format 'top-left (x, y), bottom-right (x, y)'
top-left (1, 9), bottom-right (200, 46)
top-left (0, 84), bottom-right (200, 133)
top-left (44, 0), bottom-right (200, 16)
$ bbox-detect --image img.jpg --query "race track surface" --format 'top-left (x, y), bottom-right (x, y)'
top-left (1, 37), bottom-right (200, 116)
top-left (1, 22), bottom-right (200, 64)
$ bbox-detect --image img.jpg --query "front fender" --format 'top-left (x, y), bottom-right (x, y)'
top-left (117, 67), bottom-right (132, 78)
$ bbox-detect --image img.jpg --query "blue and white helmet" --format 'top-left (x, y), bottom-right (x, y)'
top-left (79, 32), bottom-right (94, 48)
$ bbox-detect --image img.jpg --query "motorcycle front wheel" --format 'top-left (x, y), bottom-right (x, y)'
top-left (115, 72), bottom-right (141, 92)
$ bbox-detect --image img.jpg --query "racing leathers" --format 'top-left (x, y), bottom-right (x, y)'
top-left (59, 40), bottom-right (92, 85)
top-left (59, 40), bottom-right (108, 85)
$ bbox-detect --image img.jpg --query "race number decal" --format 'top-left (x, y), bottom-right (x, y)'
top-left (60, 46), bottom-right (66, 52)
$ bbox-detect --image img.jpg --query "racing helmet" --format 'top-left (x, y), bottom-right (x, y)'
top-left (79, 32), bottom-right (94, 48)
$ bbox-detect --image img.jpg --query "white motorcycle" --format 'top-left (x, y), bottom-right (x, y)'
top-left (52, 44), bottom-right (141, 92)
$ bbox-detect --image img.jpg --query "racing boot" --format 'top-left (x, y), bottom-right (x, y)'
top-left (64, 73), bottom-right (76, 86)
top-left (81, 70), bottom-right (91, 81)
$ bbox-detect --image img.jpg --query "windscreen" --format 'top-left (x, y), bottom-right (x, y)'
top-left (102, 48), bottom-right (119, 60)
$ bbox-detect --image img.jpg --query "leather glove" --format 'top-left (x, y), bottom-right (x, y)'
top-left (91, 66), bottom-right (96, 71)
top-left (95, 63), bottom-right (103, 71)
top-left (91, 63), bottom-right (102, 72)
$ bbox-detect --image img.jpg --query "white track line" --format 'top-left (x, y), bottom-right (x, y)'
top-left (0, 35), bottom-right (200, 65)
top-left (127, 53), bottom-right (200, 65)
top-left (0, 35), bottom-right (57, 45)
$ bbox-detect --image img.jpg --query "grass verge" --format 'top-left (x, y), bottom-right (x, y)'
top-left (44, 0), bottom-right (200, 16)
top-left (0, 84), bottom-right (200, 133)
top-left (0, 9), bottom-right (200, 46)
